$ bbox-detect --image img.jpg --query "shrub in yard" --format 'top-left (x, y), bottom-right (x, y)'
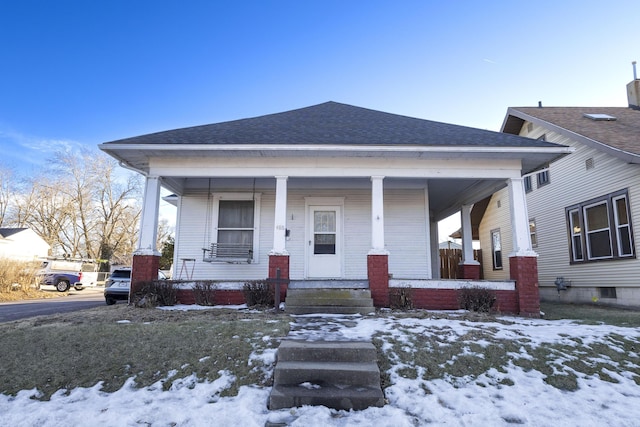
top-left (193, 281), bottom-right (217, 306)
top-left (458, 286), bottom-right (496, 313)
top-left (0, 259), bottom-right (39, 293)
top-left (133, 280), bottom-right (178, 307)
top-left (243, 280), bottom-right (273, 307)
top-left (389, 287), bottom-right (414, 310)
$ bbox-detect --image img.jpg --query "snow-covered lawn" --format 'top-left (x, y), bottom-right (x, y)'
top-left (2, 309), bottom-right (640, 426)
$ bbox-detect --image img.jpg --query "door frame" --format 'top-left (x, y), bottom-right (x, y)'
top-left (304, 197), bottom-right (345, 279)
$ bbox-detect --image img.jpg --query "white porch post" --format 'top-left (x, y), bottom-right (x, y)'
top-left (136, 176), bottom-right (161, 256)
top-left (460, 204), bottom-right (478, 265)
top-left (271, 176), bottom-right (288, 255)
top-left (508, 177), bottom-right (537, 257)
top-left (369, 176), bottom-right (388, 254)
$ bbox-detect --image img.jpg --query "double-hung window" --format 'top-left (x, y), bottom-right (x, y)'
top-left (209, 194), bottom-right (260, 262)
top-left (566, 189), bottom-right (634, 263)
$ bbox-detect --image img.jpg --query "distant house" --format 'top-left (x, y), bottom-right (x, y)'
top-left (99, 101), bottom-right (570, 316)
top-left (476, 76), bottom-right (640, 307)
top-left (0, 228), bottom-right (50, 261)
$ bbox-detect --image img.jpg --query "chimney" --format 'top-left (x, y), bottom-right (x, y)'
top-left (628, 61), bottom-right (640, 110)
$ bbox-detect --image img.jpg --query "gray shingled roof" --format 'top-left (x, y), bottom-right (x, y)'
top-left (0, 228), bottom-right (27, 238)
top-left (503, 106), bottom-right (640, 157)
top-left (105, 101), bottom-right (561, 148)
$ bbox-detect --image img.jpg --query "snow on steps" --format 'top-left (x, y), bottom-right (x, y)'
top-left (284, 288), bottom-right (375, 315)
top-left (268, 340), bottom-right (385, 411)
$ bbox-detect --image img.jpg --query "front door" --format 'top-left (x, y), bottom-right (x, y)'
top-left (307, 205), bottom-right (342, 278)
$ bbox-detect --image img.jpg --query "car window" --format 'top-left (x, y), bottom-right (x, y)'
top-left (111, 270), bottom-right (131, 279)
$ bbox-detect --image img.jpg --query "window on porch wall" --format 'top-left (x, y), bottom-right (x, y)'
top-left (491, 229), bottom-right (503, 270)
top-left (207, 197), bottom-right (258, 262)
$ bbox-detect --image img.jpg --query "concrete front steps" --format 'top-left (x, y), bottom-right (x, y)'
top-left (268, 340), bottom-right (385, 411)
top-left (285, 288), bottom-right (375, 315)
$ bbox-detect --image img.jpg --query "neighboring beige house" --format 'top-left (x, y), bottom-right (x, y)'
top-left (477, 76), bottom-right (640, 307)
top-left (99, 101), bottom-right (570, 316)
top-left (0, 228), bottom-right (50, 261)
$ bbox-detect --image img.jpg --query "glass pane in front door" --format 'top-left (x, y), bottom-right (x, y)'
top-left (314, 211), bottom-right (336, 254)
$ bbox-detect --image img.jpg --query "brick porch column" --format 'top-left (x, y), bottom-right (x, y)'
top-left (131, 254), bottom-right (160, 301)
top-left (459, 203), bottom-right (481, 279)
top-left (269, 255), bottom-right (290, 301)
top-left (131, 176), bottom-right (162, 299)
top-left (510, 256), bottom-right (540, 317)
top-left (368, 254), bottom-right (389, 307)
top-left (458, 263), bottom-right (481, 280)
top-left (507, 177), bottom-right (540, 317)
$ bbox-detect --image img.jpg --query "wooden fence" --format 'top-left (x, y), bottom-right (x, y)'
top-left (439, 248), bottom-right (483, 279)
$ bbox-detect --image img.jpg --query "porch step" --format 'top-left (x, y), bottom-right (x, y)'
top-left (289, 280), bottom-right (369, 289)
top-left (285, 288), bottom-right (374, 315)
top-left (276, 340), bottom-right (378, 363)
top-left (268, 340), bottom-right (384, 411)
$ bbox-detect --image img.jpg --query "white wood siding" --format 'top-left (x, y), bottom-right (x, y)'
top-left (174, 187), bottom-right (431, 281)
top-left (521, 122), bottom-right (640, 292)
top-left (385, 190), bottom-right (430, 279)
top-left (479, 189), bottom-right (512, 280)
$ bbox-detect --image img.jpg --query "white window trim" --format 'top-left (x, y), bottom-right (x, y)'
top-left (568, 208), bottom-right (584, 262)
top-left (613, 194), bottom-right (633, 257)
top-left (212, 193), bottom-right (261, 264)
top-left (566, 189), bottom-right (634, 264)
top-left (583, 199), bottom-right (613, 261)
top-left (491, 229), bottom-right (503, 270)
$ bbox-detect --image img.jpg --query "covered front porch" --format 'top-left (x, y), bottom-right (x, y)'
top-left (132, 170), bottom-right (537, 316)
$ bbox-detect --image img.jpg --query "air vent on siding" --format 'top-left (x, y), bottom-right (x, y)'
top-left (585, 158), bottom-right (594, 170)
top-left (583, 113), bottom-right (617, 121)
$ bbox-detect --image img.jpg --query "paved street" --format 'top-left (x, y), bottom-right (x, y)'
top-left (0, 287), bottom-right (105, 323)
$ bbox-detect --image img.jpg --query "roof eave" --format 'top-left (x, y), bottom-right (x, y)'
top-left (503, 108), bottom-right (640, 164)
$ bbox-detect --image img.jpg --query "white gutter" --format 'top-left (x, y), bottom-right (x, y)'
top-left (99, 143), bottom-right (573, 155)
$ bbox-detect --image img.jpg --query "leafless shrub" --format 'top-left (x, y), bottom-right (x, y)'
top-left (193, 281), bottom-right (217, 306)
top-left (389, 287), bottom-right (414, 310)
top-left (458, 286), bottom-right (496, 313)
top-left (243, 281), bottom-right (273, 307)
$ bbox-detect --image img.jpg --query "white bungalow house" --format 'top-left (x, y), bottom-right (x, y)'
top-left (0, 228), bottom-right (50, 261)
top-left (99, 102), bottom-right (571, 316)
top-left (475, 75), bottom-right (640, 307)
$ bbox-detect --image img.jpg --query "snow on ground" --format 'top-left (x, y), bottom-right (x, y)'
top-left (2, 309), bottom-right (640, 426)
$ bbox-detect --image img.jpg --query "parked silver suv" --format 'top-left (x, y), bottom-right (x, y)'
top-left (104, 268), bottom-right (167, 305)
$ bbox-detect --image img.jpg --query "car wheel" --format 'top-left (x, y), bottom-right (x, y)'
top-left (56, 280), bottom-right (70, 292)
top-left (105, 297), bottom-right (117, 305)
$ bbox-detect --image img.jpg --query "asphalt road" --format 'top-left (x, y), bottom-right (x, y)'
top-left (0, 287), bottom-right (106, 323)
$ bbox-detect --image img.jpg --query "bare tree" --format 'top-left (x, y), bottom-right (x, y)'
top-left (16, 174), bottom-right (75, 255)
top-left (12, 148), bottom-right (143, 262)
top-left (0, 164), bottom-right (15, 227)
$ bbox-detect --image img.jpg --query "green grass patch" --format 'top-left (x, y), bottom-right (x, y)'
top-left (0, 305), bottom-right (289, 400)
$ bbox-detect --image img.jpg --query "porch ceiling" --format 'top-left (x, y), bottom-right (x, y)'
top-left (161, 176), bottom-right (507, 222)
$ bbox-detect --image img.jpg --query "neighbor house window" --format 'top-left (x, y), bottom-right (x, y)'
top-left (491, 229), bottom-right (503, 270)
top-left (524, 176), bottom-right (533, 193)
top-left (537, 169), bottom-right (550, 187)
top-left (566, 189), bottom-right (633, 263)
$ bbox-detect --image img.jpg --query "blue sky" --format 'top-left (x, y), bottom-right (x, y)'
top-left (1, 0), bottom-right (638, 174)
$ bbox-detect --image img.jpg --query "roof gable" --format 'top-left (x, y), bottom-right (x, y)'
top-left (105, 101), bottom-right (560, 149)
top-left (502, 107), bottom-right (640, 161)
